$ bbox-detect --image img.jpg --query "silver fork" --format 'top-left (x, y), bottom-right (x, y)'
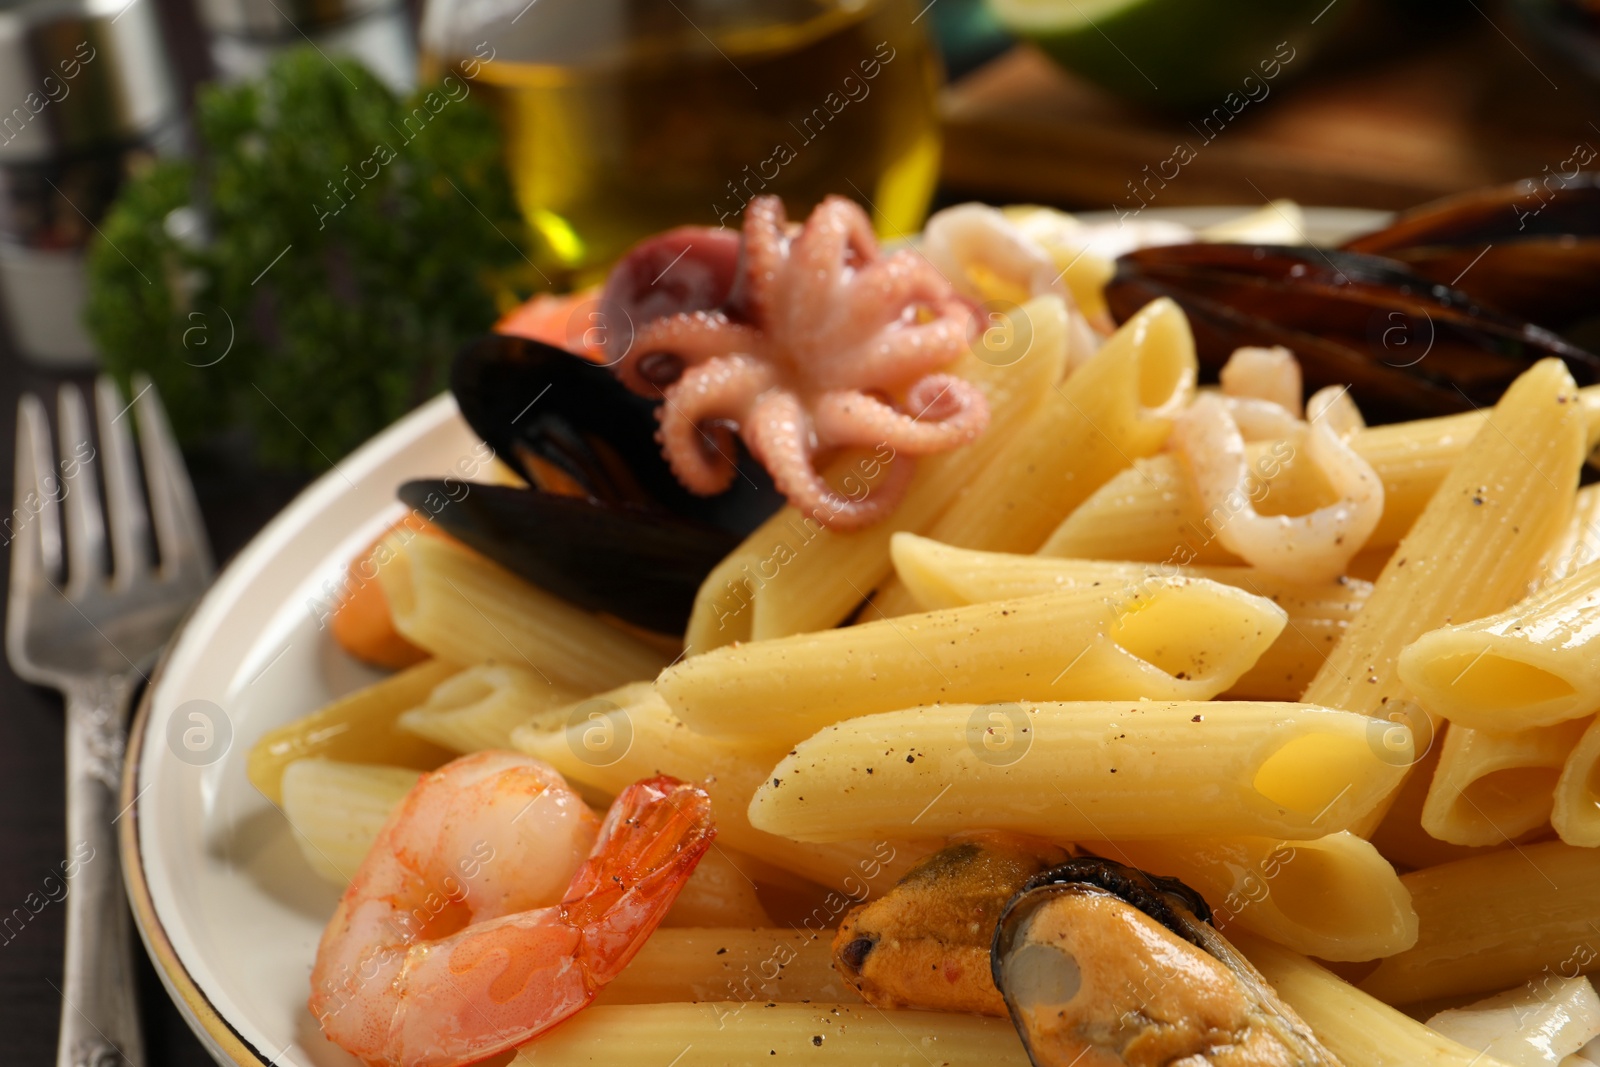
top-left (7, 375), bottom-right (214, 1067)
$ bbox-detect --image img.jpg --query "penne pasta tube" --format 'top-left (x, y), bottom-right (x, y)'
top-left (1419, 717), bottom-right (1590, 846)
top-left (279, 759), bottom-right (420, 883)
top-left (378, 532), bottom-right (671, 693)
top-left (1553, 713), bottom-right (1600, 846)
top-left (888, 533), bottom-right (1369, 700)
top-left (1399, 561), bottom-right (1600, 732)
top-left (1540, 483), bottom-right (1600, 584)
top-left (658, 850), bottom-right (775, 929)
top-left (748, 701), bottom-right (1411, 844)
top-left (1233, 931), bottom-right (1519, 1067)
top-left (510, 685), bottom-right (922, 892)
top-left (594, 928), bottom-right (853, 1006)
top-left (1300, 359), bottom-right (1587, 823)
top-left (661, 579), bottom-right (1285, 744)
top-left (684, 294), bottom-right (1072, 651)
top-left (1368, 745), bottom-right (1513, 871)
top-left (1039, 385), bottom-right (1600, 565)
top-left (509, 1003), bottom-right (1029, 1066)
top-left (247, 658), bottom-right (457, 804)
top-left (1359, 840), bottom-right (1600, 1005)
top-left (397, 663), bottom-right (583, 754)
top-left (1098, 832), bottom-right (1418, 962)
top-left (886, 296), bottom-right (1196, 562)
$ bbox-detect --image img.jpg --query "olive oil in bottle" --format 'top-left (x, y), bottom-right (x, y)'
top-left (422, 0), bottom-right (941, 285)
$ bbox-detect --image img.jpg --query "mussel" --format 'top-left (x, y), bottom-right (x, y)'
top-left (831, 834), bottom-right (1071, 1015)
top-left (1342, 175), bottom-right (1600, 334)
top-left (1105, 241), bottom-right (1600, 422)
top-left (400, 334), bottom-right (781, 633)
top-left (993, 858), bottom-right (1342, 1066)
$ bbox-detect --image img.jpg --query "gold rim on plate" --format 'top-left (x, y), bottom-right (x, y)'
top-left (120, 639), bottom-right (272, 1067)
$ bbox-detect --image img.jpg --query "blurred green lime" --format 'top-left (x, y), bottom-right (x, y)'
top-left (987, 0), bottom-right (1344, 109)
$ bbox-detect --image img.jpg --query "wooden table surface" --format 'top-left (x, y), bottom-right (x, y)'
top-left (941, 12), bottom-right (1600, 211)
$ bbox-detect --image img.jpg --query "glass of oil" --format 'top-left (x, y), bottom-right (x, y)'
top-left (419, 0), bottom-right (942, 286)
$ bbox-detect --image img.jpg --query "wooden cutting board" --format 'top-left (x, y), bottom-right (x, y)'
top-left (939, 24), bottom-right (1599, 211)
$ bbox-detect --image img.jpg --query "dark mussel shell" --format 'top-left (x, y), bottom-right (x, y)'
top-left (403, 334), bottom-right (782, 633)
top-left (1106, 242), bottom-right (1600, 422)
top-left (1342, 175), bottom-right (1600, 332)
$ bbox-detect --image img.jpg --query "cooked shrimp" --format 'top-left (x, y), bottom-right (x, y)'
top-left (308, 750), bottom-right (714, 1067)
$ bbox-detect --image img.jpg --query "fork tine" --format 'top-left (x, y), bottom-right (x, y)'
top-left (13, 393), bottom-right (63, 582)
top-left (57, 383), bottom-right (107, 598)
top-left (94, 376), bottom-right (153, 584)
top-left (7, 393), bottom-right (62, 654)
top-left (130, 374), bottom-right (213, 581)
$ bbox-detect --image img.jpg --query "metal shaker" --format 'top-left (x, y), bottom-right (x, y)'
top-left (195, 0), bottom-right (415, 90)
top-left (0, 0), bottom-right (185, 367)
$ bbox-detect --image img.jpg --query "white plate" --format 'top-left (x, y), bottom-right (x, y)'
top-left (122, 206), bottom-right (1389, 1067)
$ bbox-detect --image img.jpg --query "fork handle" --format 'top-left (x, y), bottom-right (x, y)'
top-left (59, 675), bottom-right (144, 1067)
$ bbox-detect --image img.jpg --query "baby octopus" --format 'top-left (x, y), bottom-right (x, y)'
top-left (601, 196), bottom-right (990, 530)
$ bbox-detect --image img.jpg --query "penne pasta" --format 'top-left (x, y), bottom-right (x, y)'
top-left (1368, 745), bottom-right (1514, 872)
top-left (1234, 931), bottom-right (1519, 1067)
top-left (888, 533), bottom-right (1369, 700)
top-left (684, 294), bottom-right (1072, 651)
top-left (868, 296), bottom-right (1197, 618)
top-left (396, 663), bottom-right (583, 754)
top-left (378, 532), bottom-right (671, 693)
top-left (1553, 713), bottom-right (1600, 846)
top-left (1540, 483), bottom-right (1600, 584)
top-left (1359, 840), bottom-right (1600, 1005)
top-left (279, 759), bottom-right (420, 883)
top-left (1419, 717), bottom-right (1590, 846)
top-left (1300, 359), bottom-right (1587, 826)
top-left (658, 851), bottom-right (775, 929)
top-left (1399, 560), bottom-right (1600, 732)
top-left (1097, 832), bottom-right (1417, 962)
top-left (661, 579), bottom-right (1284, 744)
top-left (748, 701), bottom-right (1411, 844)
top-left (247, 658), bottom-right (457, 804)
top-left (510, 685), bottom-right (922, 893)
top-left (594, 928), bottom-right (852, 1006)
top-left (1039, 385), bottom-right (1600, 566)
top-left (508, 1003), bottom-right (1029, 1066)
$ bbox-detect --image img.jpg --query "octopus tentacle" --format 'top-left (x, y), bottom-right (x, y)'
top-left (812, 375), bottom-right (990, 456)
top-left (617, 311), bottom-right (766, 395)
top-left (742, 390), bottom-right (916, 532)
top-left (655, 355), bottom-right (777, 495)
top-left (780, 197), bottom-right (879, 340)
top-left (843, 251), bottom-right (964, 332)
top-left (813, 306), bottom-right (974, 392)
top-left (732, 196), bottom-right (789, 325)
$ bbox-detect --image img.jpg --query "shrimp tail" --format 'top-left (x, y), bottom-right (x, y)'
top-left (565, 775), bottom-right (717, 986)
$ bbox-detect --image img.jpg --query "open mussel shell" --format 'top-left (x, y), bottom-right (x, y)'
top-left (417, 335), bottom-right (781, 633)
top-left (992, 857), bottom-right (1338, 1067)
top-left (398, 481), bottom-right (738, 633)
top-left (1107, 243), bottom-right (1600, 421)
top-left (451, 333), bottom-right (779, 531)
top-left (1342, 176), bottom-right (1600, 332)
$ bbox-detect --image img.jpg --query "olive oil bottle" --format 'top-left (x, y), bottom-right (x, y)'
top-left (422, 0), bottom-right (941, 285)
